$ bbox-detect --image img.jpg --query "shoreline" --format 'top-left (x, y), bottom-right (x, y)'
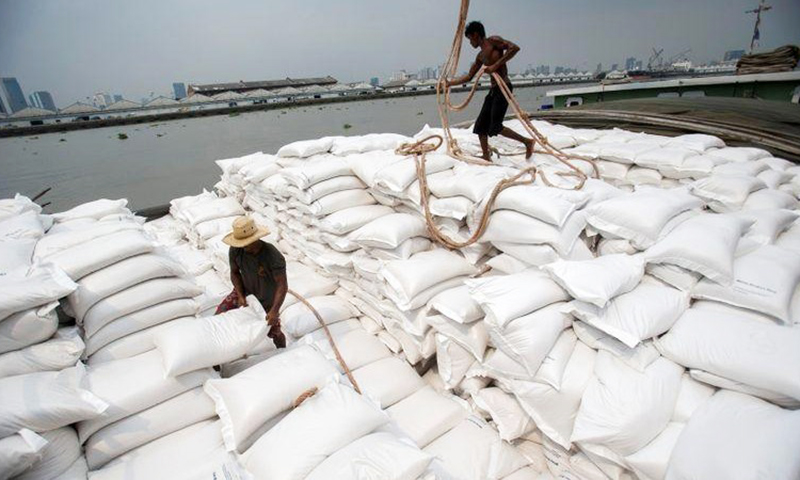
top-left (0, 81), bottom-right (592, 138)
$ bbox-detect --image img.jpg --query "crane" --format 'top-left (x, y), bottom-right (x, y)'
top-left (668, 49), bottom-right (692, 64)
top-left (746, 1), bottom-right (772, 53)
top-left (647, 48), bottom-right (664, 70)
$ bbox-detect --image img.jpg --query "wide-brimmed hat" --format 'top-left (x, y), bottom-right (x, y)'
top-left (222, 216), bottom-right (269, 247)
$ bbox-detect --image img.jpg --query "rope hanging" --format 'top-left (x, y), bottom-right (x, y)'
top-left (287, 289), bottom-right (361, 394)
top-left (395, 0), bottom-right (600, 249)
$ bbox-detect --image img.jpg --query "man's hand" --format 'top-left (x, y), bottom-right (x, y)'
top-left (485, 63), bottom-right (499, 74)
top-left (266, 311), bottom-right (280, 327)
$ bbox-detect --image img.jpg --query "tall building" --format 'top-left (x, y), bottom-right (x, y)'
top-left (28, 91), bottom-right (56, 111)
top-left (172, 82), bottom-right (187, 100)
top-left (625, 57), bottom-right (637, 71)
top-left (369, 77), bottom-right (379, 87)
top-left (113, 94), bottom-right (123, 103)
top-left (595, 63), bottom-right (603, 73)
top-left (724, 50), bottom-right (745, 62)
top-left (635, 60), bottom-right (643, 70)
top-left (417, 67), bottom-right (436, 81)
top-left (1, 77), bottom-right (28, 113)
top-left (611, 63), bottom-right (619, 71)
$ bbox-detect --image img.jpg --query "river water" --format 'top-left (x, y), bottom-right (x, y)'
top-left (0, 86), bottom-right (552, 212)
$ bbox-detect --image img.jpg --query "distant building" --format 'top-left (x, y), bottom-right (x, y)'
top-left (554, 66), bottom-right (565, 75)
top-left (187, 76), bottom-right (337, 97)
top-left (0, 98), bottom-right (5, 115)
top-left (92, 92), bottom-right (113, 108)
top-left (625, 57), bottom-right (637, 71)
top-left (595, 63), bottom-right (603, 73)
top-left (113, 94), bottom-right (123, 103)
top-left (635, 60), bottom-right (643, 70)
top-left (1, 77), bottom-right (28, 113)
top-left (611, 63), bottom-right (619, 72)
top-left (724, 49), bottom-right (745, 62)
top-left (417, 67), bottom-right (436, 81)
top-left (28, 91), bottom-right (56, 111)
top-left (172, 82), bottom-right (187, 100)
top-left (389, 70), bottom-right (410, 82)
top-left (370, 77), bottom-right (379, 87)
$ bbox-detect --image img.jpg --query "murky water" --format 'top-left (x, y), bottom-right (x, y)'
top-left (0, 86), bottom-right (554, 212)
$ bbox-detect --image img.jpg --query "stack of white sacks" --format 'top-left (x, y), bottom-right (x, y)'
top-left (3, 119), bottom-right (800, 480)
top-left (196, 124), bottom-right (800, 480)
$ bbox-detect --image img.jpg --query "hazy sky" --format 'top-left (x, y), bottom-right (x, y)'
top-left (1, 0), bottom-right (798, 107)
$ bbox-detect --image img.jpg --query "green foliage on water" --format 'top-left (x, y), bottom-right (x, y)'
top-left (417, 111), bottom-right (423, 115)
top-left (59, 138), bottom-right (66, 142)
top-left (117, 133), bottom-right (128, 140)
top-left (156, 133), bottom-right (165, 137)
top-left (343, 123), bottom-right (352, 130)
top-left (228, 112), bottom-right (239, 117)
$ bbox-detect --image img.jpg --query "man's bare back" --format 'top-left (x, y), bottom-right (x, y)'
top-left (446, 21), bottom-right (533, 161)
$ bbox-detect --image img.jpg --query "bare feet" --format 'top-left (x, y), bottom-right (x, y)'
top-left (525, 139), bottom-right (534, 159)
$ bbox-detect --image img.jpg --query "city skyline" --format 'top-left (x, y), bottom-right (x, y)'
top-left (1, 0), bottom-right (798, 108)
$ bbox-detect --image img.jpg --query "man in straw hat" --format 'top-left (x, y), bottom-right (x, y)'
top-left (218, 216), bottom-right (288, 348)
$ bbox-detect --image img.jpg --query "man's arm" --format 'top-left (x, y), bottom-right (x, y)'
top-left (267, 271), bottom-right (288, 326)
top-left (446, 56), bottom-right (483, 87)
top-left (229, 259), bottom-right (248, 306)
top-left (485, 36), bottom-right (520, 73)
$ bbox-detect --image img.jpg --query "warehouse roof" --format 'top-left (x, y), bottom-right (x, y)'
top-left (189, 76), bottom-right (338, 94)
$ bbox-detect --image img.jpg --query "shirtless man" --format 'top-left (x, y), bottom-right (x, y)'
top-left (446, 21), bottom-right (534, 162)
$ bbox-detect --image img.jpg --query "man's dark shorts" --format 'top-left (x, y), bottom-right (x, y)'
top-left (473, 82), bottom-right (512, 137)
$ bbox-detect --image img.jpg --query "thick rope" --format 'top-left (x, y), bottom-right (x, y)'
top-left (287, 289), bottom-right (361, 394)
top-left (433, 0), bottom-right (599, 181)
top-left (292, 387), bottom-right (318, 408)
top-left (395, 0), bottom-right (600, 249)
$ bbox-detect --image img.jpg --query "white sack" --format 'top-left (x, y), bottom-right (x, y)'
top-left (85, 298), bottom-right (198, 357)
top-left (51, 199), bottom-right (128, 223)
top-left (624, 422), bottom-right (684, 480)
top-left (0, 365), bottom-right (107, 437)
top-left (46, 229), bottom-right (155, 280)
top-left (436, 335), bottom-right (477, 390)
top-left (0, 237), bottom-right (36, 276)
top-left (83, 277), bottom-right (201, 337)
top-left (305, 432), bottom-right (433, 480)
top-left (0, 429), bottom-right (47, 480)
top-left (571, 353), bottom-right (683, 456)
top-left (692, 244), bottom-right (800, 324)
top-left (67, 252), bottom-right (186, 320)
top-left (534, 328), bottom-right (578, 390)
top-left (348, 213), bottom-right (427, 249)
top-left (690, 174), bottom-right (766, 212)
top-left (77, 350), bottom-right (216, 442)
top-left (490, 303), bottom-right (571, 376)
top-left (203, 345), bottom-right (339, 452)
top-left (644, 213), bottom-right (752, 284)
top-left (564, 278), bottom-right (689, 348)
top-left (278, 137), bottom-right (335, 158)
top-left (318, 204), bottom-right (395, 235)
top-left (655, 308), bottom-right (800, 402)
top-left (665, 391), bottom-right (800, 480)
top-left (473, 387), bottom-right (534, 442)
top-left (85, 387), bottom-right (216, 469)
top-left (510, 341), bottom-right (597, 449)
top-left (0, 302), bottom-right (59, 354)
top-left (488, 185), bottom-right (589, 227)
top-left (303, 327), bottom-right (392, 373)
top-left (585, 188), bottom-right (701, 248)
top-left (352, 356), bottom-right (426, 408)
top-left (481, 210), bottom-right (586, 255)
top-left (424, 417), bottom-right (530, 480)
top-left (573, 321), bottom-right (660, 372)
top-left (0, 210), bottom-right (45, 239)
top-left (0, 331), bottom-right (84, 378)
top-left (466, 269), bottom-right (569, 329)
top-left (0, 264), bottom-right (77, 321)
top-left (281, 295), bottom-right (359, 338)
top-left (544, 254), bottom-right (645, 308)
top-left (387, 386), bottom-right (467, 448)
top-left (154, 297), bottom-right (267, 377)
top-left (15, 427), bottom-right (80, 480)
top-left (242, 382), bottom-right (389, 480)
top-left (380, 250), bottom-right (476, 304)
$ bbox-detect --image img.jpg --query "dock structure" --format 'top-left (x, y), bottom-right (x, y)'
top-left (547, 71), bottom-right (800, 108)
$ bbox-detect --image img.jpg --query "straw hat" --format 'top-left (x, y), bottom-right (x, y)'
top-left (222, 216), bottom-right (270, 247)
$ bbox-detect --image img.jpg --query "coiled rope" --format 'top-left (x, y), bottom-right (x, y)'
top-left (396, 0), bottom-right (599, 249)
top-left (287, 289), bottom-right (361, 395)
